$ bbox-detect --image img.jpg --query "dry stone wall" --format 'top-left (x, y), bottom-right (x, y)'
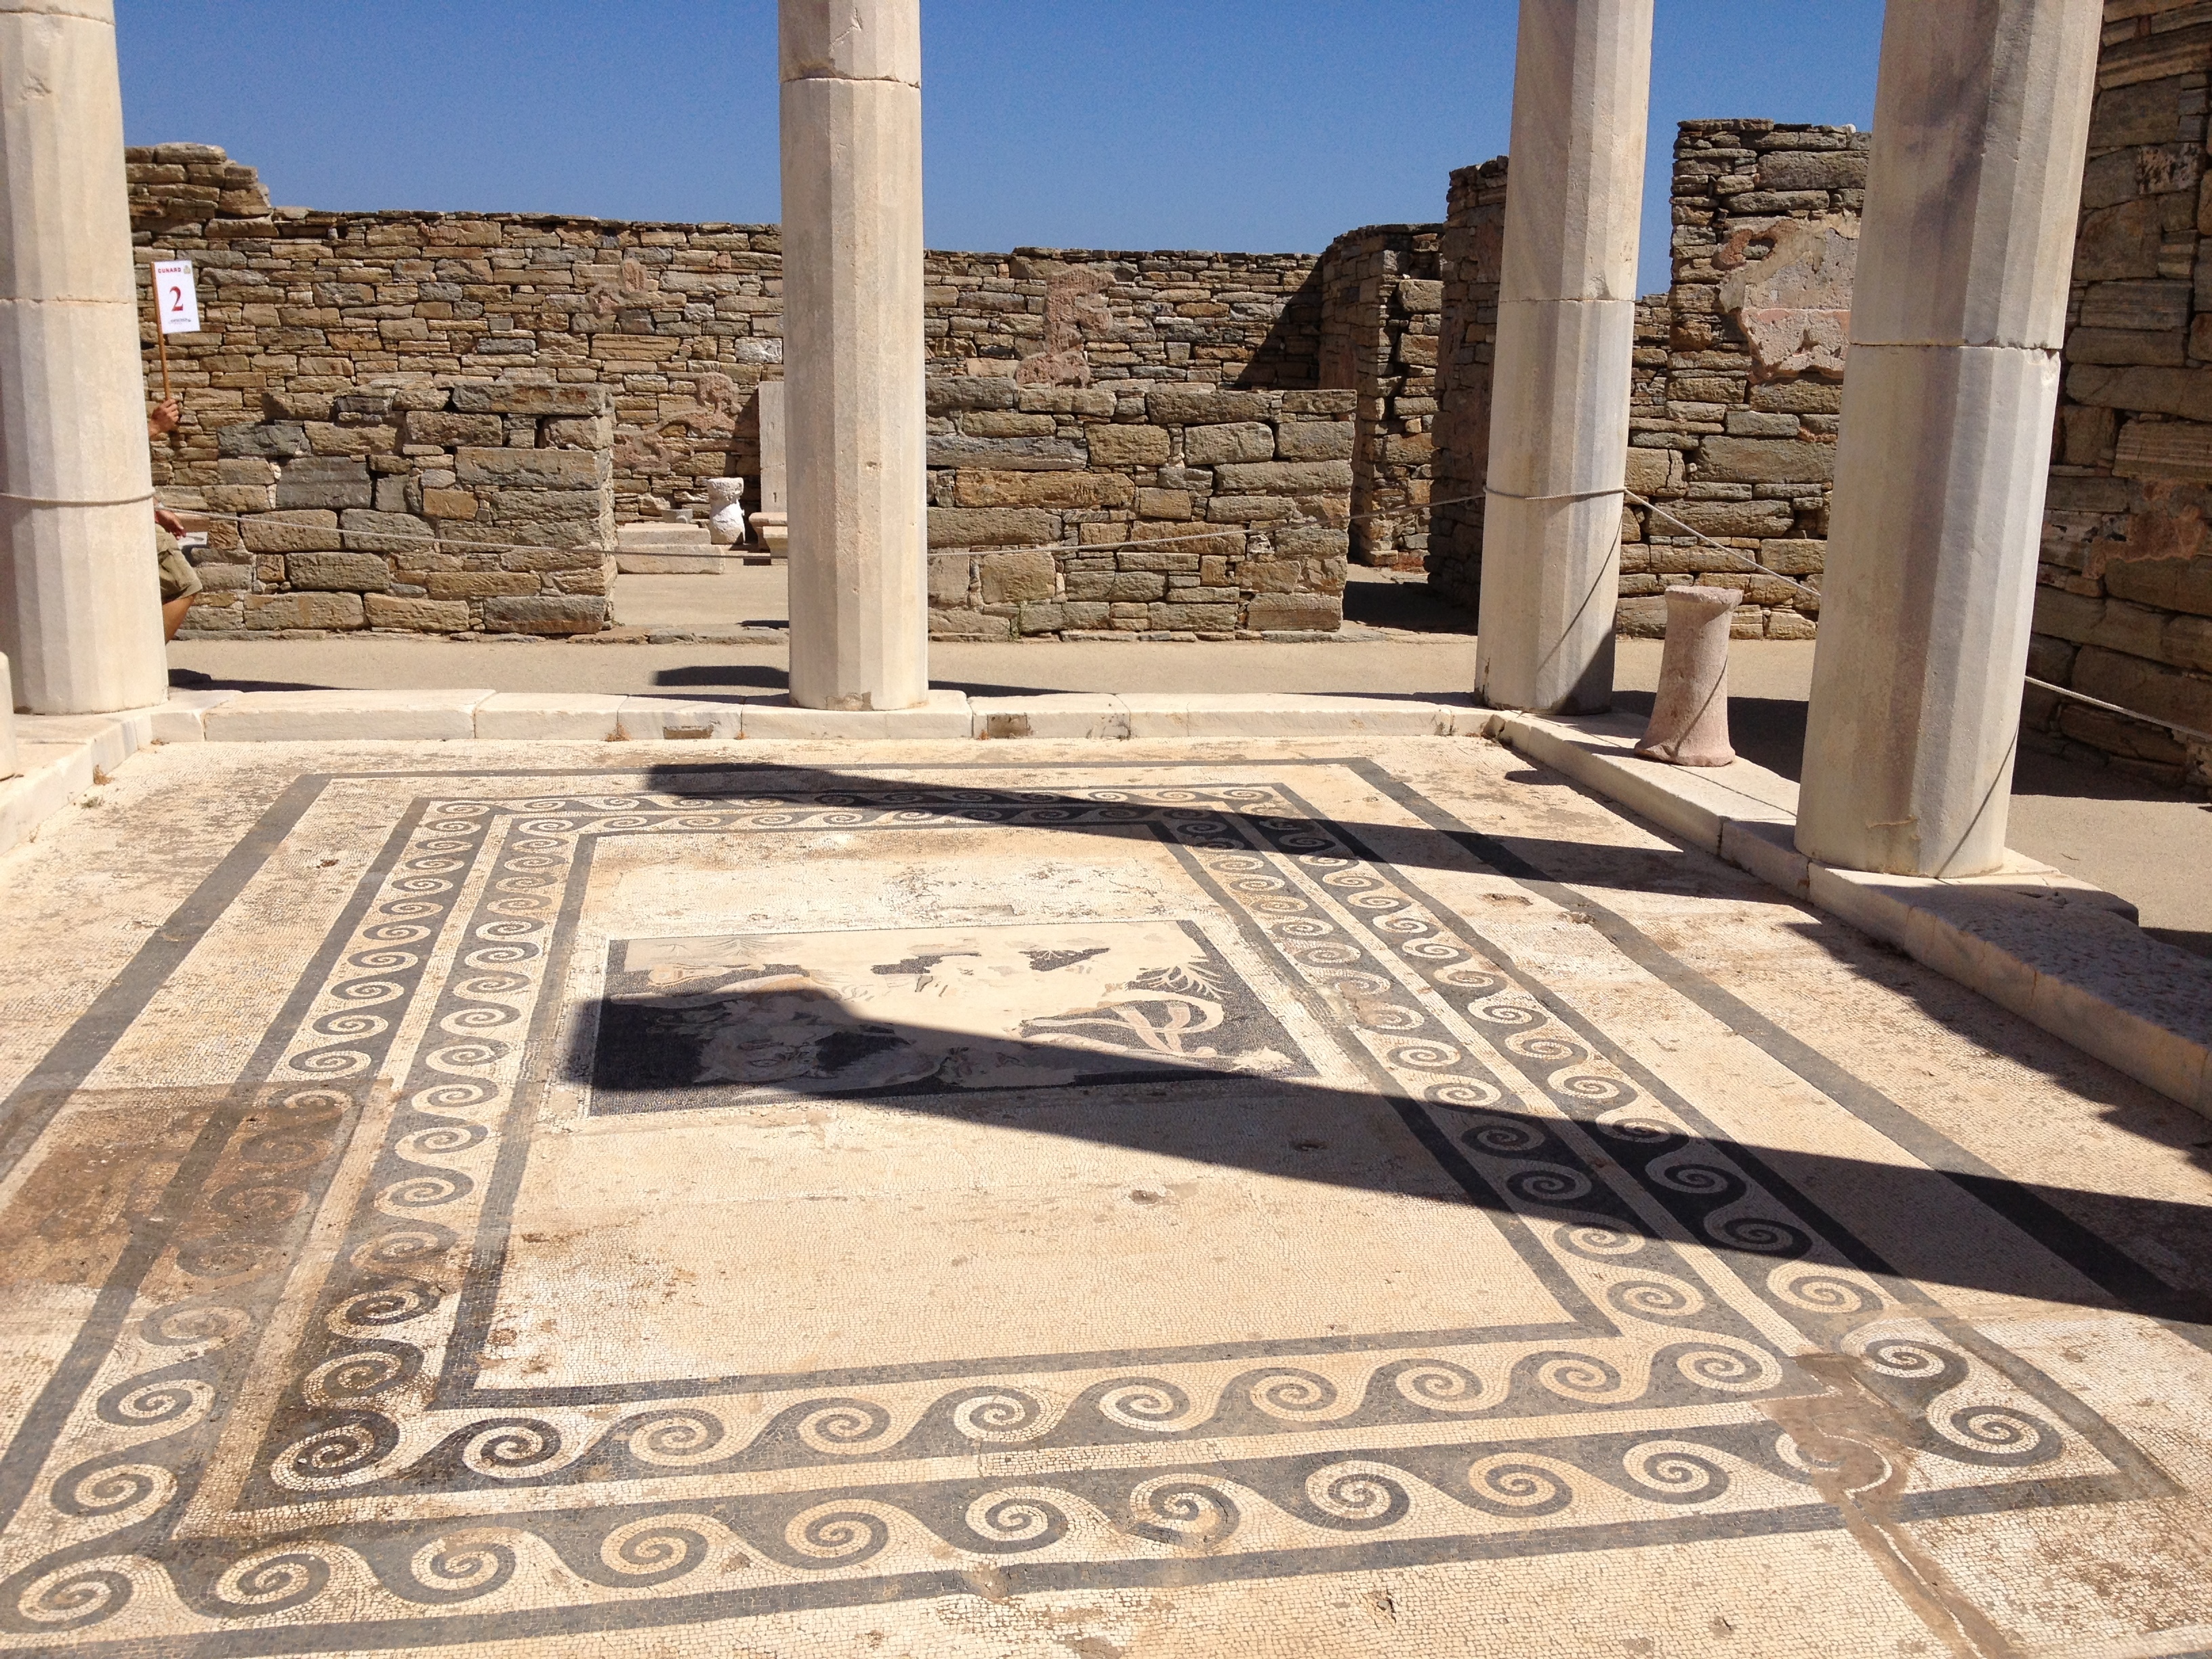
top-left (1314, 226), bottom-right (1443, 569)
top-left (924, 382), bottom-right (1354, 640)
top-left (2031, 0), bottom-right (2212, 790)
top-left (178, 380), bottom-right (616, 637)
top-left (1427, 160), bottom-right (1510, 610)
top-left (130, 145), bottom-right (1348, 638)
top-left (1616, 121), bottom-right (1866, 640)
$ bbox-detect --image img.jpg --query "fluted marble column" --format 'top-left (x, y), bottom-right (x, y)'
top-left (780, 0), bottom-right (928, 711)
top-left (1473, 0), bottom-right (1654, 714)
top-left (1797, 0), bottom-right (2100, 877)
top-left (0, 0), bottom-right (167, 715)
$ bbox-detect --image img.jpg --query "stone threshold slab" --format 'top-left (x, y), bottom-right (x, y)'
top-left (1477, 708), bottom-right (2212, 1122)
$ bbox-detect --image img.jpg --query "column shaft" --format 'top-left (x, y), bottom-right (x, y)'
top-left (779, 0), bottom-right (928, 712)
top-left (0, 0), bottom-right (167, 715)
top-left (1797, 0), bottom-right (2101, 877)
top-left (1473, 0), bottom-right (1654, 714)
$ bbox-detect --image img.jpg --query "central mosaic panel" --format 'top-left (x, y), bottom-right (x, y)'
top-left (588, 920), bottom-right (1317, 1111)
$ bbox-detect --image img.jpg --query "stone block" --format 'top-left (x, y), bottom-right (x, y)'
top-left (456, 447), bottom-right (611, 489)
top-left (1016, 386), bottom-right (1119, 417)
top-left (927, 435), bottom-right (1084, 470)
top-left (1275, 422), bottom-right (1355, 462)
top-left (1067, 571), bottom-right (1166, 603)
top-left (979, 548), bottom-right (1057, 603)
top-left (1147, 603), bottom-right (1240, 630)
top-left (203, 688), bottom-right (491, 741)
top-left (243, 592), bottom-right (366, 630)
top-left (1757, 538), bottom-right (1826, 577)
top-left (1184, 422), bottom-right (1275, 466)
top-left (926, 375), bottom-right (1021, 413)
top-left (1146, 388), bottom-right (1272, 426)
top-left (1273, 526), bottom-right (1349, 560)
top-left (474, 693), bottom-right (626, 741)
top-left (1757, 150), bottom-right (1867, 191)
top-left (1136, 489), bottom-right (1192, 520)
top-left (742, 690), bottom-right (972, 740)
top-left (499, 545), bottom-right (604, 573)
top-left (364, 594), bottom-right (470, 632)
top-left (1205, 495), bottom-right (1303, 523)
top-left (2114, 418), bottom-right (2212, 482)
top-left (287, 552), bottom-right (394, 592)
top-left (1282, 390), bottom-right (1358, 415)
top-left (217, 422), bottom-right (310, 459)
top-left (1245, 594), bottom-right (1342, 632)
top-left (953, 471), bottom-right (1132, 509)
top-left (481, 595), bottom-right (608, 634)
top-left (1696, 437), bottom-right (1836, 485)
top-left (401, 411), bottom-right (503, 447)
top-left (1724, 411), bottom-right (1801, 438)
top-left (1128, 523), bottom-right (1243, 558)
top-left (1213, 459), bottom-right (1354, 495)
top-left (240, 510), bottom-right (341, 554)
top-left (542, 413), bottom-right (615, 449)
top-left (451, 382), bottom-right (612, 415)
top-left (970, 694), bottom-right (1129, 740)
top-left (422, 489), bottom-right (479, 520)
top-left (1086, 424), bottom-right (1172, 467)
top-left (926, 507), bottom-right (1061, 548)
top-left (274, 457), bottom-right (371, 509)
top-left (962, 411), bottom-right (1059, 437)
top-left (928, 609), bottom-right (1014, 640)
top-left (927, 555), bottom-right (974, 605)
top-left (204, 484), bottom-right (274, 514)
top-left (340, 510), bottom-right (436, 556)
top-left (616, 697), bottom-right (749, 741)
top-left (1656, 499), bottom-right (1797, 537)
top-left (1624, 447), bottom-right (1683, 496)
top-left (426, 572), bottom-right (537, 599)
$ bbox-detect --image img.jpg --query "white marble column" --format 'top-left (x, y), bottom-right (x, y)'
top-left (1473, 0), bottom-right (1654, 714)
top-left (1797, 0), bottom-right (2100, 877)
top-left (0, 0), bottom-right (167, 715)
top-left (779, 0), bottom-right (928, 711)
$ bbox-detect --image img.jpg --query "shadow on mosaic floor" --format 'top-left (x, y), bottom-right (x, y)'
top-left (573, 955), bottom-right (2212, 1336)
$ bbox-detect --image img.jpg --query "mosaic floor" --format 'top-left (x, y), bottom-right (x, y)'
top-left (0, 737), bottom-right (2209, 1657)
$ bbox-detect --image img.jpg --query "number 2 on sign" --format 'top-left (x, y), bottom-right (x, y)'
top-left (152, 259), bottom-right (200, 335)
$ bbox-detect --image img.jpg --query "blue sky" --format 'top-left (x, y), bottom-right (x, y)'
top-left (117, 2), bottom-right (1883, 297)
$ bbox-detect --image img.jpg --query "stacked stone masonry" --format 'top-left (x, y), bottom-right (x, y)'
top-left (1428, 159), bottom-right (1510, 605)
top-left (1314, 226), bottom-right (1443, 569)
top-left (2031, 0), bottom-right (2212, 790)
top-left (1616, 121), bottom-right (1865, 641)
top-left (179, 380), bottom-right (616, 637)
top-left (924, 384), bottom-right (1355, 640)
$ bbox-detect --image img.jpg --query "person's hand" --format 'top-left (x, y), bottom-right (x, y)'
top-left (154, 508), bottom-right (186, 536)
top-left (148, 400), bottom-right (180, 437)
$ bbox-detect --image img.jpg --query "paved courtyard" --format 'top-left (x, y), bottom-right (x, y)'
top-left (0, 734), bottom-right (2208, 1656)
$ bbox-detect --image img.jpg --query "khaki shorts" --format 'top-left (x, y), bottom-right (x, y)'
top-left (156, 525), bottom-right (203, 603)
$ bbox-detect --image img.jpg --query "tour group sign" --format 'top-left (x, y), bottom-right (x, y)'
top-left (151, 256), bottom-right (200, 403)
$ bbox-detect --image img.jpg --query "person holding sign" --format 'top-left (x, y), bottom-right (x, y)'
top-left (147, 260), bottom-right (203, 638)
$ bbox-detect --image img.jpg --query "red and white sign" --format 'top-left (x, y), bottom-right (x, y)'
top-left (153, 259), bottom-right (201, 335)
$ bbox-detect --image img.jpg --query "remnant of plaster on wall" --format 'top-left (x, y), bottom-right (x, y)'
top-left (1717, 216), bottom-right (1856, 382)
top-left (1018, 266), bottom-right (1113, 386)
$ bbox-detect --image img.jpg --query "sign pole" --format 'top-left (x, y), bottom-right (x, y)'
top-left (155, 322), bottom-right (171, 405)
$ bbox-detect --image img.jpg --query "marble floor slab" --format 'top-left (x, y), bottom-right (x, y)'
top-left (0, 737), bottom-right (2207, 1657)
